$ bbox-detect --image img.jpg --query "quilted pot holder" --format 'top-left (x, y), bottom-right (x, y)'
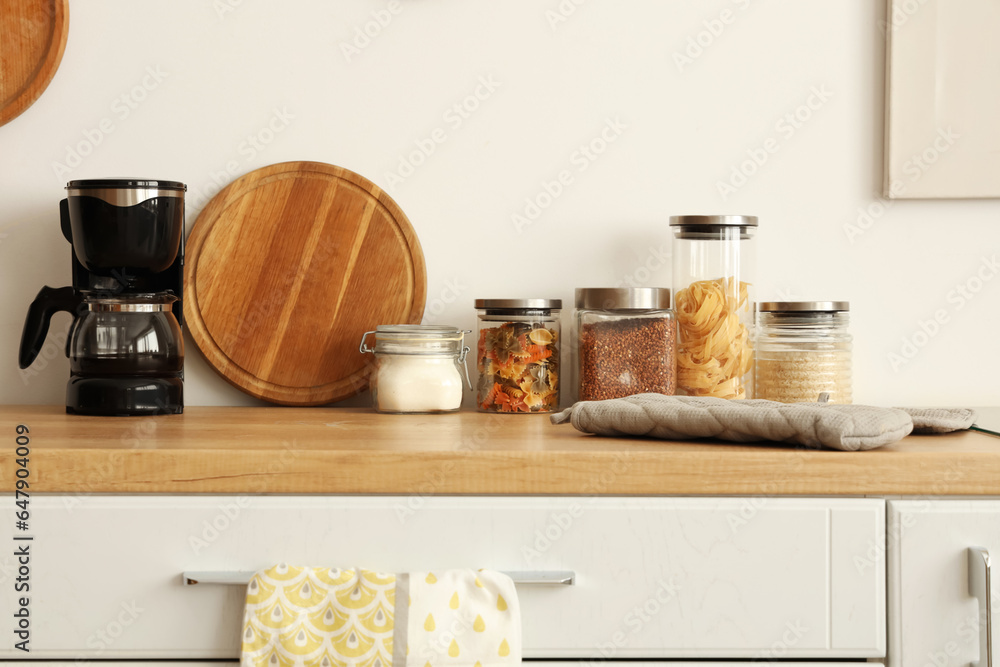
top-left (550, 394), bottom-right (976, 451)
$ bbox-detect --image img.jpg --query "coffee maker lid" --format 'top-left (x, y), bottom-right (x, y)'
top-left (66, 178), bottom-right (186, 191)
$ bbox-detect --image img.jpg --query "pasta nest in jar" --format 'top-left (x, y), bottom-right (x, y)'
top-left (674, 277), bottom-right (753, 399)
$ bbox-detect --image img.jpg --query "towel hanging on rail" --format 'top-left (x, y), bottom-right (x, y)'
top-left (240, 565), bottom-right (521, 667)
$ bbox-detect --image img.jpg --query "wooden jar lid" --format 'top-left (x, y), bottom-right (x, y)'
top-left (185, 161), bottom-right (427, 405)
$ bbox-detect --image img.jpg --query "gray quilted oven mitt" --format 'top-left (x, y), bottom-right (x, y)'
top-left (550, 394), bottom-right (977, 451)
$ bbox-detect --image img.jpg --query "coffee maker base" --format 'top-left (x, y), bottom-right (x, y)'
top-left (66, 377), bottom-right (183, 416)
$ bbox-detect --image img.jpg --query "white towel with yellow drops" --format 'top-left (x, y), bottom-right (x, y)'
top-left (241, 565), bottom-right (521, 667)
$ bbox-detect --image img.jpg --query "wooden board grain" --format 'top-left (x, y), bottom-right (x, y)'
top-left (0, 0), bottom-right (68, 126)
top-left (185, 161), bottom-right (426, 405)
top-left (2, 405), bottom-right (999, 495)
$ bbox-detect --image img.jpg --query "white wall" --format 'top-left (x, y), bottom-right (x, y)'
top-left (2, 0), bottom-right (998, 408)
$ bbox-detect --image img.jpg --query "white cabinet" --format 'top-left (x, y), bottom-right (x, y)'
top-left (0, 496), bottom-right (884, 660)
top-left (888, 500), bottom-right (1000, 667)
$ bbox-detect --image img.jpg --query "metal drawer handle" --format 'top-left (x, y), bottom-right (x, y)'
top-left (182, 570), bottom-right (575, 586)
top-left (969, 547), bottom-right (993, 667)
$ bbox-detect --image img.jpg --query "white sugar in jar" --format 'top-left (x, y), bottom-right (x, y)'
top-left (359, 325), bottom-right (471, 413)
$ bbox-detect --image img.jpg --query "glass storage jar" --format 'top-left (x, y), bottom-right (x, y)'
top-left (359, 325), bottom-right (471, 414)
top-left (576, 287), bottom-right (676, 400)
top-left (755, 301), bottom-right (852, 404)
top-left (475, 299), bottom-right (561, 413)
top-left (669, 215), bottom-right (757, 399)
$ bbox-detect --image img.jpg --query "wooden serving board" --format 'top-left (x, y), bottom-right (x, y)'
top-left (0, 0), bottom-right (69, 127)
top-left (185, 161), bottom-right (427, 405)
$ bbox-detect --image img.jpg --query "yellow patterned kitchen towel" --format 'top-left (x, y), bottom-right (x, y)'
top-left (241, 565), bottom-right (521, 667)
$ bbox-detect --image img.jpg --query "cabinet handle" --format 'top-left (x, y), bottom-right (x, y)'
top-left (181, 570), bottom-right (575, 586)
top-left (969, 547), bottom-right (993, 667)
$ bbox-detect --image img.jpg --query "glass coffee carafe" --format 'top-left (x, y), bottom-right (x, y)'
top-left (20, 287), bottom-right (184, 415)
top-left (67, 292), bottom-right (183, 415)
top-left (70, 293), bottom-right (183, 375)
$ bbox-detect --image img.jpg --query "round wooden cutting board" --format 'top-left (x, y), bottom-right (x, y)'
top-left (185, 161), bottom-right (427, 405)
top-left (0, 0), bottom-right (69, 127)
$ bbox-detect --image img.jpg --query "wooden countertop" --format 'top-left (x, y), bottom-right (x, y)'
top-left (1, 405), bottom-right (999, 495)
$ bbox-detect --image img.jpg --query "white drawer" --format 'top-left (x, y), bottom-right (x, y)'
top-left (0, 496), bottom-right (884, 659)
top-left (888, 500), bottom-right (1000, 667)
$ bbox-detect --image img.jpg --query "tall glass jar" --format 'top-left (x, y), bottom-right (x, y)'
top-left (576, 288), bottom-right (676, 400)
top-left (475, 299), bottom-right (561, 413)
top-left (359, 325), bottom-right (471, 414)
top-left (755, 302), bottom-right (853, 404)
top-left (669, 215), bottom-right (757, 399)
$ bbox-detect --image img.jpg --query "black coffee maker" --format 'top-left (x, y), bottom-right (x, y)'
top-left (18, 179), bottom-right (187, 415)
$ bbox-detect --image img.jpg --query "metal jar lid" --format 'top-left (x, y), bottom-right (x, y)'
top-left (758, 301), bottom-right (849, 312)
top-left (576, 287), bottom-right (671, 310)
top-left (669, 215), bottom-right (758, 227)
top-left (474, 299), bottom-right (562, 310)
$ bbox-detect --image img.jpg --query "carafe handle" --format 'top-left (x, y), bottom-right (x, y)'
top-left (19, 286), bottom-right (82, 369)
